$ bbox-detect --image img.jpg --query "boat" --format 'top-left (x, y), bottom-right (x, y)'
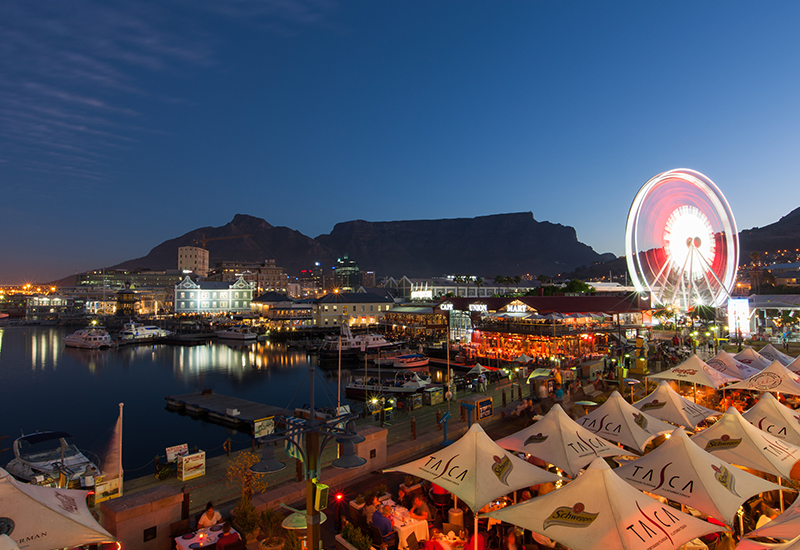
top-left (64, 328), bottom-right (113, 349)
top-left (5, 431), bottom-right (101, 488)
top-left (215, 325), bottom-right (257, 340)
top-left (319, 325), bottom-right (396, 362)
top-left (390, 354), bottom-right (430, 368)
top-left (345, 371), bottom-right (433, 399)
top-left (117, 322), bottom-right (173, 342)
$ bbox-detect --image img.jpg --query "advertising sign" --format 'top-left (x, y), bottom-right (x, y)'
top-left (254, 417), bottom-right (275, 439)
top-left (91, 474), bottom-right (120, 505)
top-left (178, 451), bottom-right (206, 481)
top-left (165, 443), bottom-right (189, 462)
top-left (727, 298), bottom-right (751, 337)
top-left (478, 397), bottom-right (493, 420)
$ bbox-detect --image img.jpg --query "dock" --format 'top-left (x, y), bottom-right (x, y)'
top-left (165, 392), bottom-right (289, 431)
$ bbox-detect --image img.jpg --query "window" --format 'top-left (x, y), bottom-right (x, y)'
top-left (361, 305), bottom-right (365, 312)
top-left (180, 292), bottom-right (185, 298)
top-left (212, 302), bottom-right (217, 307)
top-left (235, 292), bottom-right (240, 298)
top-left (324, 306), bottom-right (328, 312)
top-left (370, 305), bottom-right (374, 312)
top-left (213, 292), bottom-right (218, 299)
top-left (333, 306), bottom-right (337, 312)
top-left (202, 292), bottom-right (209, 299)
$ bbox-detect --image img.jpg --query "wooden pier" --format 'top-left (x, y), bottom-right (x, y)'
top-left (165, 392), bottom-right (289, 431)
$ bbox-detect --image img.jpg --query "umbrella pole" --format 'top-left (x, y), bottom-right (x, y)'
top-left (779, 476), bottom-right (785, 513)
top-left (474, 514), bottom-right (479, 550)
top-left (693, 383), bottom-right (696, 404)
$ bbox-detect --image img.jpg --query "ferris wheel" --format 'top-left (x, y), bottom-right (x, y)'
top-left (625, 169), bottom-right (739, 311)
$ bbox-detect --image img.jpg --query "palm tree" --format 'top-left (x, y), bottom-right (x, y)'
top-left (475, 277), bottom-right (484, 297)
top-left (464, 276), bottom-right (472, 297)
top-left (494, 275), bottom-right (506, 294)
top-left (513, 275), bottom-right (521, 292)
top-left (454, 275), bottom-right (463, 297)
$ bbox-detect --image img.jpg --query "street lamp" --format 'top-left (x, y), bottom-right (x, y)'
top-left (251, 365), bottom-right (366, 550)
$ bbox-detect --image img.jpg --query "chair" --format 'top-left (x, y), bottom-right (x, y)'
top-left (371, 525), bottom-right (398, 550)
top-left (441, 523), bottom-right (461, 537)
top-left (223, 540), bottom-right (247, 550)
top-left (429, 491), bottom-right (451, 521)
top-left (170, 519), bottom-right (191, 550)
top-left (407, 532), bottom-right (420, 550)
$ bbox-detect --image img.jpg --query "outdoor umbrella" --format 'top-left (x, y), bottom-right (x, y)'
top-left (691, 407), bottom-right (800, 480)
top-left (725, 360), bottom-right (800, 396)
top-left (577, 391), bottom-right (674, 452)
top-left (483, 457), bottom-right (722, 550)
top-left (707, 351), bottom-right (761, 379)
top-left (496, 403), bottom-right (627, 478)
top-left (466, 363), bottom-right (493, 375)
top-left (648, 354), bottom-right (739, 403)
top-left (743, 392), bottom-right (800, 446)
top-left (735, 347), bottom-right (772, 371)
top-left (633, 381), bottom-right (719, 429)
top-left (736, 538), bottom-right (800, 550)
top-left (0, 468), bottom-right (116, 550)
top-left (745, 490), bottom-right (800, 540)
top-left (386, 423), bottom-right (560, 550)
top-left (759, 344), bottom-right (796, 367)
top-left (386, 423), bottom-right (559, 512)
top-left (513, 354), bottom-right (533, 363)
top-left (785, 355), bottom-right (800, 376)
top-left (616, 428), bottom-right (782, 526)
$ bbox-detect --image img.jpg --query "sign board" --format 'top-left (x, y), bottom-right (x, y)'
top-left (91, 474), bottom-right (120, 506)
top-left (469, 304), bottom-right (488, 312)
top-left (477, 397), bottom-right (493, 420)
top-left (165, 443), bottom-right (189, 462)
top-left (440, 303), bottom-right (453, 311)
top-left (254, 417), bottom-right (275, 439)
top-left (178, 451), bottom-right (206, 481)
top-left (727, 298), bottom-right (751, 337)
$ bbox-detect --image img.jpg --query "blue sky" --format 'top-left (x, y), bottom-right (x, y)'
top-left (2, 1), bottom-right (800, 283)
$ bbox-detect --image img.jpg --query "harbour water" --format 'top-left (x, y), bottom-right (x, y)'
top-left (0, 326), bottom-right (348, 476)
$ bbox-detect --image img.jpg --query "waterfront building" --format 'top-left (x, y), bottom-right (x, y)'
top-left (360, 270), bottom-right (376, 288)
top-left (77, 269), bottom-right (184, 290)
top-left (250, 292), bottom-right (313, 328)
top-left (177, 246), bottom-right (210, 277)
top-left (386, 276), bottom-right (538, 300)
top-left (25, 294), bottom-right (79, 321)
top-left (334, 255), bottom-right (360, 292)
top-left (174, 276), bottom-right (254, 315)
top-left (313, 292), bottom-right (393, 327)
top-left (207, 259), bottom-right (288, 294)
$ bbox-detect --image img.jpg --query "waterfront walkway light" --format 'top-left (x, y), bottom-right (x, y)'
top-left (250, 365), bottom-right (366, 550)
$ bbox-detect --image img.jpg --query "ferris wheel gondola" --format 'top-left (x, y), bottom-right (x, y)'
top-left (625, 169), bottom-right (739, 311)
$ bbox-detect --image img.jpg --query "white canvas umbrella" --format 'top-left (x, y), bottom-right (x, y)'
top-left (649, 355), bottom-right (740, 388)
top-left (745, 491), bottom-right (800, 540)
top-left (725, 360), bottom-right (800, 396)
top-left (514, 354), bottom-right (533, 363)
top-left (386, 423), bottom-right (560, 512)
top-left (735, 347), bottom-right (772, 370)
top-left (484, 457), bottom-right (722, 550)
top-left (759, 344), bottom-right (796, 367)
top-left (616, 428), bottom-right (782, 526)
top-left (496, 404), bottom-right (626, 478)
top-left (736, 538), bottom-right (800, 550)
top-left (742, 392), bottom-right (800, 446)
top-left (577, 391), bottom-right (674, 452)
top-left (691, 407), bottom-right (800, 480)
top-left (706, 351), bottom-right (761, 379)
top-left (467, 363), bottom-right (492, 375)
top-left (785, 356), bottom-right (800, 376)
top-left (0, 468), bottom-right (116, 550)
top-left (633, 381), bottom-right (719, 429)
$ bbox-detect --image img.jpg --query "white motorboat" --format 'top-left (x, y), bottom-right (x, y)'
top-left (319, 325), bottom-right (396, 361)
top-left (64, 328), bottom-right (113, 349)
top-left (391, 354), bottom-right (430, 368)
top-left (118, 322), bottom-right (172, 341)
top-left (345, 371), bottom-right (433, 399)
top-left (5, 431), bottom-right (101, 488)
top-left (215, 325), bottom-right (257, 340)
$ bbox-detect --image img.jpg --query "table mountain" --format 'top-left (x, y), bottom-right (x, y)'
top-left (111, 212), bottom-right (612, 277)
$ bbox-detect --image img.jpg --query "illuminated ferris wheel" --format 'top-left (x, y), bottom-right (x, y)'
top-left (625, 169), bottom-right (739, 311)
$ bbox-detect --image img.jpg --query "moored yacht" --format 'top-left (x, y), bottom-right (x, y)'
top-left (345, 371), bottom-right (433, 399)
top-left (319, 325), bottom-right (396, 362)
top-left (118, 322), bottom-right (172, 342)
top-left (64, 328), bottom-right (113, 349)
top-left (5, 431), bottom-right (101, 488)
top-left (215, 325), bottom-right (257, 340)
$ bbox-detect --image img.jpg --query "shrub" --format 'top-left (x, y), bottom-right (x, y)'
top-left (342, 522), bottom-right (372, 550)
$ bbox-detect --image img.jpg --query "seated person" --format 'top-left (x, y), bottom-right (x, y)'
top-left (365, 494), bottom-right (381, 525)
top-left (373, 505), bottom-right (396, 543)
top-left (409, 495), bottom-right (432, 522)
top-left (553, 383), bottom-right (564, 402)
top-left (215, 523), bottom-right (240, 550)
top-left (466, 528), bottom-right (486, 550)
top-left (431, 483), bottom-right (448, 496)
top-left (197, 501), bottom-right (222, 528)
top-left (397, 488), bottom-right (414, 509)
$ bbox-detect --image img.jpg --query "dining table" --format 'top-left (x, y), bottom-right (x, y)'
top-left (175, 525), bottom-right (239, 550)
top-left (390, 504), bottom-right (429, 550)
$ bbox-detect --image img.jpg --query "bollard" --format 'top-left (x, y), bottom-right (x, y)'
top-left (182, 486), bottom-right (190, 520)
top-left (502, 390), bottom-right (507, 408)
top-left (436, 409), bottom-right (442, 430)
top-left (411, 417), bottom-right (417, 440)
top-left (224, 438), bottom-right (231, 456)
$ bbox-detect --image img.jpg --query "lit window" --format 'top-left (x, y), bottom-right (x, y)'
top-left (333, 306), bottom-right (337, 312)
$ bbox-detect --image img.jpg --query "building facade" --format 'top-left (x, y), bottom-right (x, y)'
top-left (174, 276), bottom-right (254, 315)
top-left (334, 255), bottom-right (360, 292)
top-left (177, 246), bottom-right (210, 277)
top-left (250, 292), bottom-right (313, 328)
top-left (313, 292), bottom-right (393, 327)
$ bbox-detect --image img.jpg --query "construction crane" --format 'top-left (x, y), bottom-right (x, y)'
top-left (192, 233), bottom-right (253, 248)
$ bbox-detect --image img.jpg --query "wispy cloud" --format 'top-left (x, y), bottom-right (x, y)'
top-left (0, 0), bottom-right (336, 186)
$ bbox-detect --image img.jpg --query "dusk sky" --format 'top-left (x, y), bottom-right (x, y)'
top-left (3, 1), bottom-right (800, 284)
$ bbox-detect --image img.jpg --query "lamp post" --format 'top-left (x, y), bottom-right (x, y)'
top-left (251, 364), bottom-right (366, 550)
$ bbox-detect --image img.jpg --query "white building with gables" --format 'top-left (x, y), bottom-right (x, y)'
top-left (174, 276), bottom-right (254, 315)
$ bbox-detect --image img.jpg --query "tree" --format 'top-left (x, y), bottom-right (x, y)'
top-left (464, 276), bottom-right (472, 297)
top-left (475, 277), bottom-right (484, 297)
top-left (494, 275), bottom-right (506, 293)
top-left (513, 275), bottom-right (521, 291)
